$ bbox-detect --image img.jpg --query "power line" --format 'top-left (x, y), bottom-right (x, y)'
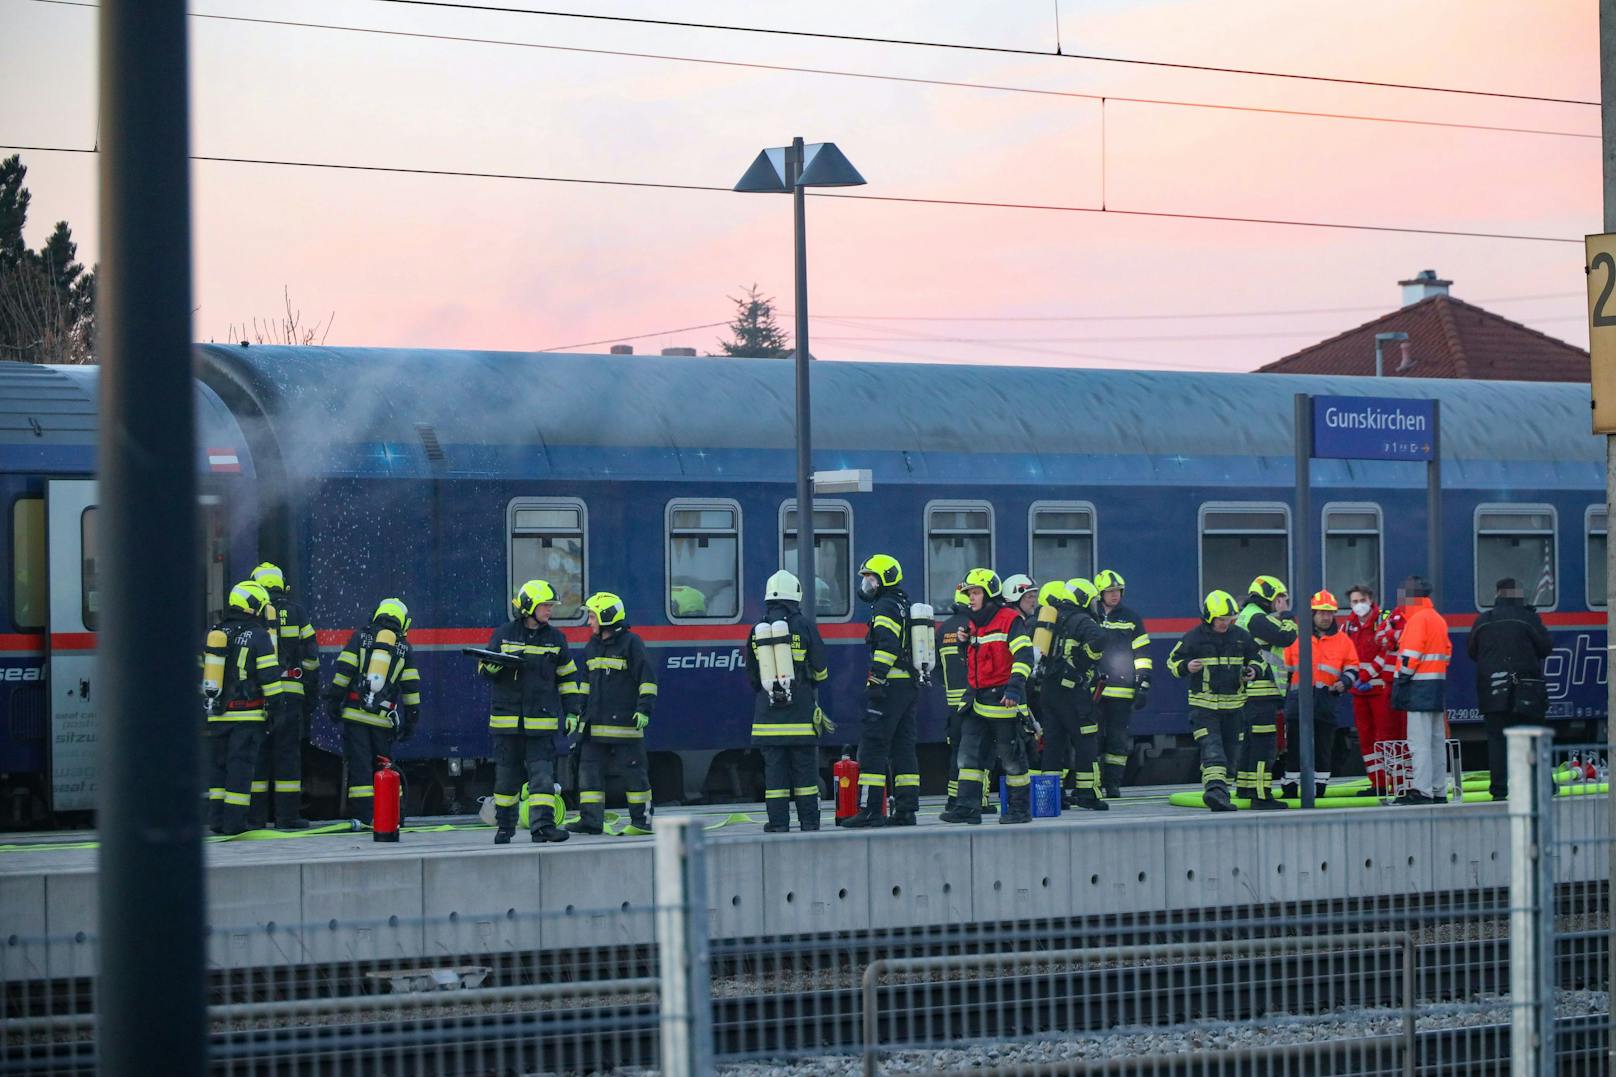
top-left (816, 292), bottom-right (1585, 322)
top-left (2, 145), bottom-right (1580, 245)
top-left (23, 1), bottom-right (1595, 141)
top-left (544, 320), bottom-right (729, 351)
top-left (357, 0), bottom-right (1598, 107)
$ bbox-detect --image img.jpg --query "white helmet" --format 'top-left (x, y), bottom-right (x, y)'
top-left (765, 569), bottom-right (802, 603)
top-left (1003, 574), bottom-right (1037, 604)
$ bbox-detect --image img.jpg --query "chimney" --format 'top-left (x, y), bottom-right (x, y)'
top-left (609, 344), bottom-right (633, 355)
top-left (660, 346), bottom-right (697, 357)
top-left (1398, 269), bottom-right (1451, 307)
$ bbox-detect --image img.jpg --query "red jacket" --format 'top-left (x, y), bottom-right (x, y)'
top-left (1344, 605), bottom-right (1402, 691)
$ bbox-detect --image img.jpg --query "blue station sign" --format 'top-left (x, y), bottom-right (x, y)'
top-left (1311, 395), bottom-right (1435, 461)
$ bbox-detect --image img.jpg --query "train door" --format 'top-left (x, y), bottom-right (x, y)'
top-left (45, 479), bottom-right (97, 812)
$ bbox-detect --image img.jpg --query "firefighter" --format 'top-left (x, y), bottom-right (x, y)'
top-left (841, 554), bottom-right (920, 828)
top-left (937, 586), bottom-right (971, 813)
top-left (1343, 584), bottom-right (1404, 795)
top-left (570, 592), bottom-right (657, 834)
top-left (325, 598), bottom-right (421, 826)
top-left (1037, 579), bottom-right (1110, 810)
top-left (202, 581), bottom-right (281, 835)
top-left (480, 579), bottom-right (580, 844)
top-left (941, 568), bottom-right (1035, 825)
top-left (1281, 590), bottom-right (1362, 799)
top-left (1166, 590), bottom-right (1261, 812)
top-left (244, 563), bottom-right (319, 830)
top-left (1235, 575), bottom-right (1298, 808)
top-left (745, 570), bottom-right (830, 833)
top-left (1091, 570), bottom-right (1152, 799)
top-left (1003, 574), bottom-right (1043, 777)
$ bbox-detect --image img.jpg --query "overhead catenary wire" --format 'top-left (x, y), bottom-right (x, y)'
top-left (354, 0), bottom-right (1598, 107)
top-left (0, 145), bottom-right (1582, 246)
top-left (24, 1), bottom-right (1596, 139)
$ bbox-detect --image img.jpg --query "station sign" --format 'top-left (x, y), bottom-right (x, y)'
top-left (1310, 395), bottom-right (1435, 461)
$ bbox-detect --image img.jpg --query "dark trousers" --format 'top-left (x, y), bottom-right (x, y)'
top-left (1042, 683), bottom-right (1101, 794)
top-left (1283, 690), bottom-right (1342, 782)
top-left (343, 721), bottom-right (395, 825)
top-left (856, 678), bottom-right (920, 812)
top-left (209, 722), bottom-right (265, 833)
top-left (1485, 711), bottom-right (1533, 799)
top-left (1188, 708), bottom-right (1234, 792)
top-left (249, 696), bottom-right (304, 826)
top-left (493, 731), bottom-right (559, 831)
top-left (1239, 696), bottom-right (1281, 798)
top-left (761, 745), bottom-right (820, 829)
top-left (578, 739), bottom-right (651, 828)
top-left (955, 714), bottom-right (1030, 814)
top-left (1097, 695), bottom-right (1133, 792)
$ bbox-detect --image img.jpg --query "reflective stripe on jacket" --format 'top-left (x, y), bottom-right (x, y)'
top-left (1393, 598), bottom-right (1451, 713)
top-left (1282, 624), bottom-right (1360, 690)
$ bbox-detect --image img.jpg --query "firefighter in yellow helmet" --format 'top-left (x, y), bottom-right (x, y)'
top-left (1166, 590), bottom-right (1262, 811)
top-left (841, 554), bottom-right (921, 828)
top-left (324, 598), bottom-right (421, 826)
top-left (202, 581), bottom-right (281, 835)
top-left (1235, 575), bottom-right (1298, 807)
top-left (570, 592), bottom-right (658, 835)
top-left (937, 585), bottom-right (974, 814)
top-left (480, 580), bottom-right (582, 844)
top-left (244, 562), bottom-right (320, 830)
top-left (1090, 569), bottom-right (1152, 799)
top-left (1035, 579), bottom-right (1111, 811)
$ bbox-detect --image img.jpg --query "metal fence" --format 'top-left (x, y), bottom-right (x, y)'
top-left (3, 773), bottom-right (1610, 1075)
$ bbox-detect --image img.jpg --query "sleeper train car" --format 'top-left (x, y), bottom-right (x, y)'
top-left (0, 345), bottom-right (1605, 823)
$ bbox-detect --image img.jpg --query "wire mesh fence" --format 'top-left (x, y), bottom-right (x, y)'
top-left (1545, 740), bottom-right (1614, 1077)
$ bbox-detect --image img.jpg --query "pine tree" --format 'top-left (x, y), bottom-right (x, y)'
top-left (0, 155), bottom-right (97, 363)
top-left (718, 284), bottom-right (790, 358)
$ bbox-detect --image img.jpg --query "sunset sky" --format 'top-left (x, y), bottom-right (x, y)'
top-left (0, 0), bottom-right (1600, 372)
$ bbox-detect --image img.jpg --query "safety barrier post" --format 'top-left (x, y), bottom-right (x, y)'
top-left (656, 817), bottom-right (713, 1077)
top-left (1507, 726), bottom-right (1555, 1077)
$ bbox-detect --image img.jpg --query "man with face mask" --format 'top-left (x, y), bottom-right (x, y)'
top-left (1343, 584), bottom-right (1404, 795)
top-left (842, 554), bottom-right (920, 827)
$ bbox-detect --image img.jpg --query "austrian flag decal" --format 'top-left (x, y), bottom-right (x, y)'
top-left (207, 448), bottom-right (241, 473)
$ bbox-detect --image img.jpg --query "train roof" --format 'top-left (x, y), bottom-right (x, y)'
top-left (192, 344), bottom-right (1597, 478)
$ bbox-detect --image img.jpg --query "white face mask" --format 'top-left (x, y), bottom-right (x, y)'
top-left (1351, 601), bottom-right (1371, 618)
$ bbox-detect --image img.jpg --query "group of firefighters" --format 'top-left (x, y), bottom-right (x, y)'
top-left (198, 552), bottom-right (1454, 840)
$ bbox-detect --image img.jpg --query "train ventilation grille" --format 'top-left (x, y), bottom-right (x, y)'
top-left (415, 423), bottom-right (446, 463)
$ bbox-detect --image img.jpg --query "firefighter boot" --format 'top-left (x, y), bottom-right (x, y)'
top-left (494, 802), bottom-right (517, 844)
top-left (1102, 762), bottom-right (1124, 800)
top-left (764, 795), bottom-right (792, 833)
top-left (839, 787), bottom-right (887, 828)
top-left (623, 810), bottom-right (653, 836)
top-left (794, 793), bottom-right (821, 832)
top-left (532, 824), bottom-right (570, 843)
top-left (1205, 784), bottom-right (1237, 812)
top-left (1000, 782), bottom-right (1032, 824)
top-left (1071, 790), bottom-right (1109, 811)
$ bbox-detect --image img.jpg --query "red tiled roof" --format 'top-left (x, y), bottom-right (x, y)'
top-left (1256, 295), bottom-right (1589, 381)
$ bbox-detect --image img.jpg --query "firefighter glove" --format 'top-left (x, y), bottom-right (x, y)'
top-left (1353, 678), bottom-right (1376, 694)
top-left (633, 712), bottom-right (650, 731)
top-left (813, 705), bottom-right (835, 735)
top-left (1001, 685), bottom-right (1023, 708)
top-left (565, 714), bottom-right (581, 736)
top-left (399, 714), bottom-right (418, 742)
top-left (1132, 682), bottom-right (1150, 711)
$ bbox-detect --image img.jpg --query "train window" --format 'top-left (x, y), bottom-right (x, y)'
top-left (780, 501), bottom-right (852, 620)
top-left (1475, 505), bottom-right (1557, 610)
top-left (1589, 507), bottom-right (1607, 609)
top-left (507, 498), bottom-right (586, 621)
top-left (81, 507), bottom-right (99, 631)
top-left (1199, 504), bottom-right (1290, 603)
top-left (1028, 502), bottom-right (1095, 586)
top-left (12, 498), bottom-right (44, 630)
top-left (1322, 504), bottom-right (1382, 609)
top-left (926, 501), bottom-right (994, 609)
top-left (667, 499), bottom-right (741, 621)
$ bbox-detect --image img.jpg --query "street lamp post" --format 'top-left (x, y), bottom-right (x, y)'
top-left (736, 137), bottom-right (864, 622)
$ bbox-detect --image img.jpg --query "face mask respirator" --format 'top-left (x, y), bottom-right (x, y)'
top-left (1351, 601), bottom-right (1371, 618)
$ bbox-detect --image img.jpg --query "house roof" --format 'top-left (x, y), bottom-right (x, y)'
top-left (1256, 294), bottom-right (1589, 381)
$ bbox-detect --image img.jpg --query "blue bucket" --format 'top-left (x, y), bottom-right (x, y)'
top-left (998, 773), bottom-right (1063, 817)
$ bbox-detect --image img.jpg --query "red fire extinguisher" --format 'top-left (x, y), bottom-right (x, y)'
top-left (372, 756), bottom-right (401, 842)
top-left (834, 754), bottom-right (860, 822)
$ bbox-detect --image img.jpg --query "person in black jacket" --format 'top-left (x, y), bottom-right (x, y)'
top-left (843, 554), bottom-right (920, 828)
top-left (1038, 579), bottom-right (1110, 810)
top-left (246, 562), bottom-right (321, 830)
top-left (571, 591), bottom-right (658, 835)
top-left (1469, 577), bottom-right (1554, 800)
top-left (324, 599), bottom-right (421, 826)
top-left (1166, 590), bottom-right (1262, 812)
top-left (745, 570), bottom-right (829, 833)
top-left (479, 579), bottom-right (581, 844)
top-left (937, 587), bottom-right (972, 813)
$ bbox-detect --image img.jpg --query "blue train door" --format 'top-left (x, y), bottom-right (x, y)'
top-left (46, 479), bottom-right (97, 812)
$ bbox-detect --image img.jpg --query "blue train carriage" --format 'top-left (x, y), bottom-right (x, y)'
top-left (192, 345), bottom-right (1606, 813)
top-left (0, 362), bottom-right (257, 825)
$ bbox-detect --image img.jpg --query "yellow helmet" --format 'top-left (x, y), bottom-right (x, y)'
top-left (585, 591), bottom-right (626, 628)
top-left (670, 585), bottom-right (707, 615)
top-left (1038, 580), bottom-right (1074, 606)
top-left (963, 567), bottom-right (1001, 599)
top-left (1067, 577), bottom-right (1099, 605)
top-left (1248, 575), bottom-right (1287, 604)
top-left (953, 587), bottom-right (970, 608)
top-left (1093, 569), bottom-right (1125, 593)
top-left (513, 579), bottom-right (557, 618)
top-left (228, 580), bottom-right (272, 618)
top-left (250, 562), bottom-right (287, 594)
top-left (1204, 590), bottom-right (1240, 620)
top-left (373, 597), bottom-right (411, 632)
top-left (859, 554), bottom-right (903, 588)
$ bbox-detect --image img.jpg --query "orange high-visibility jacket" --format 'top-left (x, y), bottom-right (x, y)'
top-left (1392, 597), bottom-right (1451, 712)
top-left (1282, 625), bottom-right (1361, 690)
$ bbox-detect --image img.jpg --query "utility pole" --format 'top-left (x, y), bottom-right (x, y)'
top-left (96, 3), bottom-right (204, 1075)
top-left (789, 137), bottom-right (816, 625)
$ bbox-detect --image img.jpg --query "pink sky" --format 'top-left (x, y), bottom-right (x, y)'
top-left (0, 0), bottom-right (1599, 371)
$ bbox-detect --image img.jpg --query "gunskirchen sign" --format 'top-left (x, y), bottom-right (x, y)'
top-left (1311, 395), bottom-right (1436, 462)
